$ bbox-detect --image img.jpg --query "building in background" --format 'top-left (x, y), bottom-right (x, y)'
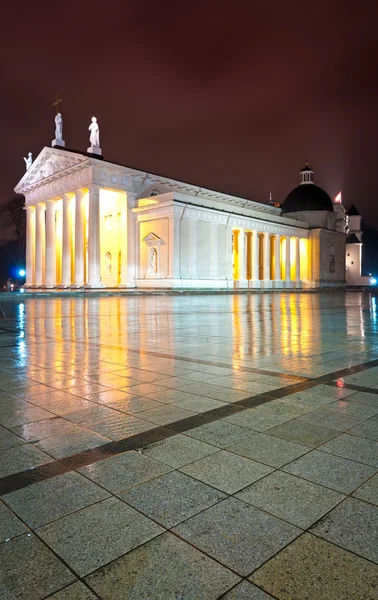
top-left (14, 145), bottom-right (347, 290)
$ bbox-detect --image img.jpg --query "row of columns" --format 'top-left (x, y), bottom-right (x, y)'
top-left (25, 186), bottom-right (133, 288)
top-left (234, 229), bottom-right (302, 287)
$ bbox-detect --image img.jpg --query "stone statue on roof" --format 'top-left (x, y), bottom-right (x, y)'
top-left (23, 152), bottom-right (32, 171)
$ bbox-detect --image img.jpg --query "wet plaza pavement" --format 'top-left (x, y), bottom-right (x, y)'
top-left (0, 291), bottom-right (377, 599)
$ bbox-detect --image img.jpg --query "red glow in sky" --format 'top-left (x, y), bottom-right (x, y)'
top-left (1, 1), bottom-right (378, 226)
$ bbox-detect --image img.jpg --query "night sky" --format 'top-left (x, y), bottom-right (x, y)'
top-left (2, 1), bottom-right (378, 225)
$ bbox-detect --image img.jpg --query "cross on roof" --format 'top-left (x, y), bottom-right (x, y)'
top-left (53, 92), bottom-right (62, 114)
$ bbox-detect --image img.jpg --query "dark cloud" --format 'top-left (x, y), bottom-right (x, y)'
top-left (1, 0), bottom-right (378, 224)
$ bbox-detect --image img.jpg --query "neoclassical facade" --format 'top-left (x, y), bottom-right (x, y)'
top-left (15, 147), bottom-right (346, 290)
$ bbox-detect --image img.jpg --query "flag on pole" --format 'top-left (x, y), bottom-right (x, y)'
top-left (334, 191), bottom-right (342, 204)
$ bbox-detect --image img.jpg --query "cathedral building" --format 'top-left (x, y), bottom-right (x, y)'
top-left (15, 126), bottom-right (346, 291)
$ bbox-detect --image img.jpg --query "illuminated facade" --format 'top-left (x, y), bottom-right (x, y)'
top-left (15, 148), bottom-right (346, 290)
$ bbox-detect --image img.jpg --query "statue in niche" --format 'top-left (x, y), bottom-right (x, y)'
top-left (23, 152), bottom-right (32, 171)
top-left (89, 116), bottom-right (100, 147)
top-left (55, 112), bottom-right (63, 140)
top-left (105, 251), bottom-right (112, 276)
top-left (149, 247), bottom-right (158, 276)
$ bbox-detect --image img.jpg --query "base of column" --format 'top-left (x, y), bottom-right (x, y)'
top-left (261, 279), bottom-right (273, 289)
top-left (285, 280), bottom-right (294, 289)
top-left (118, 283), bottom-right (136, 288)
top-left (84, 281), bottom-right (105, 288)
top-left (52, 139), bottom-right (65, 148)
top-left (294, 280), bottom-right (303, 289)
top-left (235, 278), bottom-right (248, 289)
top-left (273, 280), bottom-right (284, 289)
top-left (43, 284), bottom-right (56, 289)
top-left (87, 146), bottom-right (102, 156)
top-left (71, 283), bottom-right (85, 289)
top-left (248, 280), bottom-right (261, 289)
top-left (58, 284), bottom-right (72, 289)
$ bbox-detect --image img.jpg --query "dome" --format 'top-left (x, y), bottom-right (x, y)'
top-left (282, 184), bottom-right (334, 213)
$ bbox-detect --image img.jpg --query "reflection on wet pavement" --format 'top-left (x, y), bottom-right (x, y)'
top-left (0, 292), bottom-right (377, 599)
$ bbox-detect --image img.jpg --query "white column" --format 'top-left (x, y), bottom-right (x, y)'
top-left (262, 232), bottom-right (271, 287)
top-left (225, 224), bottom-right (233, 287)
top-left (238, 228), bottom-right (247, 287)
top-left (274, 234), bottom-right (282, 287)
top-left (61, 193), bottom-right (73, 286)
top-left (168, 210), bottom-right (181, 281)
top-left (35, 203), bottom-right (45, 286)
top-left (211, 223), bottom-right (218, 279)
top-left (285, 235), bottom-right (292, 287)
top-left (251, 230), bottom-right (260, 287)
top-left (73, 189), bottom-right (86, 287)
top-left (191, 219), bottom-right (197, 280)
top-left (45, 201), bottom-right (56, 287)
top-left (119, 192), bottom-right (136, 288)
top-left (86, 186), bottom-right (103, 287)
top-left (295, 237), bottom-right (301, 286)
top-left (25, 206), bottom-right (36, 286)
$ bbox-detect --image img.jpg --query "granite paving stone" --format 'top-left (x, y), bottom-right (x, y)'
top-left (0, 443), bottom-right (52, 478)
top-left (0, 424), bottom-right (25, 450)
top-left (227, 432), bottom-right (309, 468)
top-left (37, 496), bottom-right (164, 576)
top-left (141, 433), bottom-right (219, 468)
top-left (266, 418), bottom-right (340, 447)
top-left (250, 533), bottom-right (378, 600)
top-left (352, 473), bottom-right (378, 505)
top-left (324, 399), bottom-right (378, 418)
top-left (120, 470), bottom-right (226, 527)
top-left (180, 450), bottom-right (273, 494)
top-left (347, 416), bottom-right (378, 441)
top-left (0, 405), bottom-right (55, 427)
top-left (296, 408), bottom-right (367, 431)
top-left (85, 531), bottom-right (240, 600)
top-left (0, 533), bottom-right (76, 600)
top-left (133, 404), bottom-right (197, 425)
top-left (252, 401), bottom-right (312, 419)
top-left (310, 496), bottom-right (378, 563)
top-left (10, 416), bottom-right (83, 442)
top-left (1, 293), bottom-right (378, 600)
top-left (236, 471), bottom-right (345, 528)
top-left (44, 582), bottom-right (98, 599)
top-left (2, 471), bottom-right (110, 528)
top-left (0, 500), bottom-right (29, 542)
top-left (283, 449), bottom-right (376, 493)
top-left (222, 409), bottom-right (290, 431)
top-left (186, 420), bottom-right (252, 448)
top-left (221, 581), bottom-right (275, 599)
top-left (347, 391), bottom-right (378, 408)
top-left (319, 432), bottom-right (378, 466)
top-left (78, 450), bottom-right (173, 493)
top-left (173, 497), bottom-right (300, 575)
top-left (35, 430), bottom-right (111, 459)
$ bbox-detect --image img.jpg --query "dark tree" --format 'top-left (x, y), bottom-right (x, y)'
top-left (0, 195), bottom-right (26, 251)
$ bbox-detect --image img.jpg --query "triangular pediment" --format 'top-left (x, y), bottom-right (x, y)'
top-left (15, 147), bottom-right (88, 193)
top-left (142, 232), bottom-right (162, 243)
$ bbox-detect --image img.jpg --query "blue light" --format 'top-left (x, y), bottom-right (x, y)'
top-left (370, 278), bottom-right (377, 285)
top-left (20, 288), bottom-right (25, 294)
top-left (19, 269), bottom-right (26, 277)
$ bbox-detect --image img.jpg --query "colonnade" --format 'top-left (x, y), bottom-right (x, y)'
top-left (25, 186), bottom-right (131, 288)
top-left (232, 228), bottom-right (307, 288)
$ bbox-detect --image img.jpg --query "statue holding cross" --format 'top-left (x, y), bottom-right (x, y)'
top-left (52, 93), bottom-right (65, 148)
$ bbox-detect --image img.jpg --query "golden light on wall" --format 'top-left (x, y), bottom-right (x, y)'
top-left (280, 237), bottom-right (286, 280)
top-left (300, 238), bottom-right (309, 281)
top-left (290, 237), bottom-right (296, 281)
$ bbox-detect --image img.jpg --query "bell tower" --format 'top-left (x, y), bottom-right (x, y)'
top-left (300, 161), bottom-right (314, 185)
